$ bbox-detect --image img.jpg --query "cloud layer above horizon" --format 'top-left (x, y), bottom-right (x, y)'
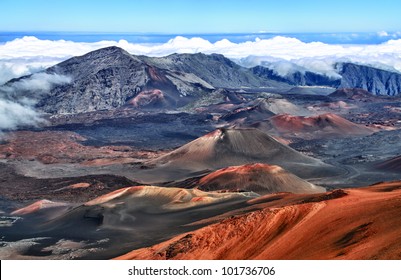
top-left (1, 35), bottom-right (401, 83)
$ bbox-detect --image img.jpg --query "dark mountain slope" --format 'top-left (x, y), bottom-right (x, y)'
top-left (251, 65), bottom-right (340, 87)
top-left (40, 46), bottom-right (215, 113)
top-left (338, 63), bottom-right (401, 96)
top-left (141, 53), bottom-right (289, 89)
top-left (252, 62), bottom-right (401, 96)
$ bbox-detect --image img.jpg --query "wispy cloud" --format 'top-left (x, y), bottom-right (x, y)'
top-left (2, 73), bottom-right (71, 93)
top-left (0, 98), bottom-right (43, 132)
top-left (0, 57), bottom-right (59, 85)
top-left (0, 72), bottom-right (71, 133)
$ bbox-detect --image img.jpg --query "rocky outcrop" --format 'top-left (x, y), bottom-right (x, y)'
top-left (252, 63), bottom-right (401, 96)
top-left (338, 63), bottom-right (401, 96)
top-left (17, 48), bottom-right (291, 114)
top-left (37, 47), bottom-right (214, 114)
top-left (42, 47), bottom-right (149, 113)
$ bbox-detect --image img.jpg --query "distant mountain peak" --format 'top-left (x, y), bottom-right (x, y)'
top-left (6, 47), bottom-right (401, 115)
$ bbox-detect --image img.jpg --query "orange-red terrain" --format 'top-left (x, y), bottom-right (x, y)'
top-left (127, 89), bottom-right (166, 108)
top-left (266, 113), bottom-right (374, 139)
top-left (196, 163), bottom-right (325, 194)
top-left (11, 199), bottom-right (67, 216)
top-left (116, 181), bottom-right (401, 260)
top-left (0, 131), bottom-right (162, 165)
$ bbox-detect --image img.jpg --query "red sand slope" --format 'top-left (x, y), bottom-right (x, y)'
top-left (116, 181), bottom-right (401, 260)
top-left (197, 163), bottom-right (325, 194)
top-left (11, 200), bottom-right (68, 215)
top-left (269, 113), bottom-right (373, 138)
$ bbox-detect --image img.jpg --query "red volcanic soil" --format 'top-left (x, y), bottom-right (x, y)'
top-left (116, 181), bottom-right (401, 260)
top-left (67, 182), bottom-right (91, 189)
top-left (127, 89), bottom-right (165, 107)
top-left (0, 131), bottom-right (162, 165)
top-left (84, 185), bottom-right (255, 211)
top-left (11, 199), bottom-right (67, 215)
top-left (268, 113), bottom-right (374, 139)
top-left (147, 66), bottom-right (168, 82)
top-left (220, 103), bottom-right (275, 124)
top-left (376, 155), bottom-right (401, 172)
top-left (197, 163), bottom-right (325, 194)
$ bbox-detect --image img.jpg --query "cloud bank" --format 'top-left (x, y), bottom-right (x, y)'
top-left (0, 72), bottom-right (71, 133)
top-left (1, 36), bottom-right (401, 80)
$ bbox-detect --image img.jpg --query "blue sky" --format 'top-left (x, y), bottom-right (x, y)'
top-left (1, 0), bottom-right (401, 33)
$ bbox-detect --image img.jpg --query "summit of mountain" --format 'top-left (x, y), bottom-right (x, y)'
top-left (147, 128), bottom-right (342, 179)
top-left (196, 163), bottom-right (325, 194)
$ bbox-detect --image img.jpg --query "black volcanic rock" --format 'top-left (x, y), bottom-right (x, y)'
top-left (11, 48), bottom-right (291, 114)
top-left (42, 47), bottom-right (148, 113)
top-left (37, 47), bottom-right (214, 114)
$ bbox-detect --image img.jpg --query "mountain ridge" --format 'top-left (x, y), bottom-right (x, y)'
top-left (252, 62), bottom-right (401, 96)
top-left (5, 46), bottom-right (401, 115)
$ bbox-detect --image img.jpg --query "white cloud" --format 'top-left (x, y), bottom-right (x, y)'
top-left (0, 57), bottom-right (61, 85)
top-left (377, 31), bottom-right (389, 37)
top-left (2, 35), bottom-right (401, 82)
top-left (3, 72), bottom-right (71, 92)
top-left (0, 72), bottom-right (70, 133)
top-left (0, 98), bottom-right (44, 132)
